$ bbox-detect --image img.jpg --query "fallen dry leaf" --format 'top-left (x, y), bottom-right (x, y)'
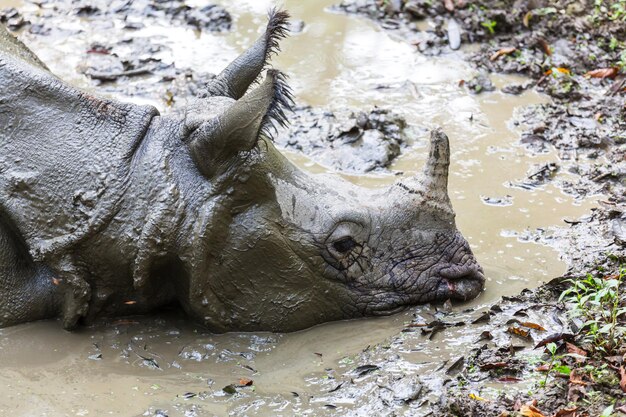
top-left (124, 300), bottom-right (137, 305)
top-left (520, 402), bottom-right (548, 417)
top-left (238, 378), bottom-right (253, 386)
top-left (480, 362), bottom-right (510, 370)
top-left (498, 376), bottom-right (522, 383)
top-left (520, 322), bottom-right (546, 331)
top-left (553, 406), bottom-right (577, 417)
top-left (536, 38), bottom-right (552, 56)
top-left (51, 277), bottom-right (61, 286)
top-left (620, 366), bottom-right (626, 393)
top-left (490, 47), bottom-right (517, 61)
top-left (544, 67), bottom-right (571, 76)
top-left (508, 326), bottom-right (531, 339)
top-left (444, 0), bottom-right (455, 11)
top-left (584, 67), bottom-right (618, 79)
top-left (536, 364), bottom-right (551, 372)
top-left (469, 392), bottom-right (489, 401)
top-left (565, 342), bottom-right (587, 362)
top-left (523, 11), bottom-right (532, 27)
top-left (569, 370), bottom-right (587, 386)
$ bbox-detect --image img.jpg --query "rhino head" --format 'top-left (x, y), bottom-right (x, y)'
top-left (163, 10), bottom-right (485, 332)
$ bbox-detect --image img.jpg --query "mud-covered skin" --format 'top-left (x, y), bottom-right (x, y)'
top-left (0, 11), bottom-right (483, 332)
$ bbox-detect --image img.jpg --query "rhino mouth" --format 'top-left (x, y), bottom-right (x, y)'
top-left (368, 265), bottom-right (485, 316)
top-left (437, 265), bottom-right (486, 301)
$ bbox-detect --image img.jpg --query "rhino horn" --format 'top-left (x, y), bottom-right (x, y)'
top-left (188, 69), bottom-right (293, 177)
top-left (414, 129), bottom-right (454, 215)
top-left (202, 9), bottom-right (290, 100)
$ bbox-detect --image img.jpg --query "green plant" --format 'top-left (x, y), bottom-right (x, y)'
top-left (593, 0), bottom-right (626, 21)
top-left (481, 20), bottom-right (497, 34)
top-left (559, 266), bottom-right (626, 354)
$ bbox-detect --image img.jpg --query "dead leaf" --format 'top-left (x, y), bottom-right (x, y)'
top-left (535, 333), bottom-right (575, 348)
top-left (620, 366), bottom-right (626, 393)
top-left (469, 393), bottom-right (489, 401)
top-left (520, 402), bottom-right (548, 417)
top-left (480, 362), bottom-right (510, 370)
top-left (490, 47), bottom-right (517, 61)
top-left (238, 378), bottom-right (253, 386)
top-left (537, 38), bottom-right (552, 56)
top-left (508, 326), bottom-right (531, 339)
top-left (584, 67), bottom-right (618, 79)
top-left (536, 364), bottom-right (551, 372)
top-left (520, 322), bottom-right (546, 331)
top-left (124, 300), bottom-right (137, 305)
top-left (553, 407), bottom-right (577, 417)
top-left (51, 277), bottom-right (61, 286)
top-left (497, 376), bottom-right (522, 383)
top-left (569, 370), bottom-right (587, 386)
top-left (565, 342), bottom-right (587, 362)
top-left (523, 11), bottom-right (532, 27)
top-left (444, 0), bottom-right (455, 11)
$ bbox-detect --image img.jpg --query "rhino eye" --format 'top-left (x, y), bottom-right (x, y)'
top-left (333, 237), bottom-right (357, 254)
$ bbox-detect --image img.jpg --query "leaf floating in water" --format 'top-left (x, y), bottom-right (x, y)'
top-left (471, 311), bottom-right (491, 324)
top-left (479, 362), bottom-right (509, 371)
top-left (519, 322), bottom-right (546, 331)
top-left (497, 376), bottom-right (522, 383)
top-left (238, 378), bottom-right (253, 387)
top-left (353, 364), bottom-right (379, 377)
top-left (328, 382), bottom-right (344, 393)
top-left (507, 326), bottom-right (531, 339)
top-left (222, 385), bottom-right (237, 395)
top-left (136, 354), bottom-right (160, 370)
top-left (446, 356), bottom-right (465, 375)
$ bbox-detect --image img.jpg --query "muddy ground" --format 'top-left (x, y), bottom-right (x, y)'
top-left (0, 0), bottom-right (625, 416)
top-left (332, 0), bottom-right (626, 415)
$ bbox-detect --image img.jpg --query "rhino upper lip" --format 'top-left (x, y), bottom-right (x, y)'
top-left (439, 265), bottom-right (485, 284)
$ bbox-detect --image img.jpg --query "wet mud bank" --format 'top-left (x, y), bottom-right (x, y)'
top-left (0, 0), bottom-right (623, 416)
top-left (335, 0), bottom-right (626, 415)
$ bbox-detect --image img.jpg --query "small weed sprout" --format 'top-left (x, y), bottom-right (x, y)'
top-left (481, 20), bottom-right (497, 34)
top-left (559, 265), bottom-right (626, 355)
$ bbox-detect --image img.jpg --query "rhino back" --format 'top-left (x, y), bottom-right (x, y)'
top-left (0, 27), bottom-right (159, 261)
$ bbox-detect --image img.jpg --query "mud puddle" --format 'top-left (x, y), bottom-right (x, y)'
top-left (0, 0), bottom-right (600, 416)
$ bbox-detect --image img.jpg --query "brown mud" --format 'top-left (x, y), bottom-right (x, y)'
top-left (0, 0), bottom-right (623, 416)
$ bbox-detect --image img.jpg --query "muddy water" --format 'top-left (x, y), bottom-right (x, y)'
top-left (0, 1), bottom-right (598, 416)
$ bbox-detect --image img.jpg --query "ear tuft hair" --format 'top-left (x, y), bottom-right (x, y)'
top-left (264, 9), bottom-right (291, 64)
top-left (259, 69), bottom-right (294, 140)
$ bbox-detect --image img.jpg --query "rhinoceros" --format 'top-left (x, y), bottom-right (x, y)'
top-left (0, 10), bottom-right (484, 332)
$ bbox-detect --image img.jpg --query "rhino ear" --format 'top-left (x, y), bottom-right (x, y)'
top-left (187, 70), bottom-right (293, 177)
top-left (201, 9), bottom-right (290, 100)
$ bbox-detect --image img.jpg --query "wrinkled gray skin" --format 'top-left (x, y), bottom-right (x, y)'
top-left (0, 10), bottom-right (484, 332)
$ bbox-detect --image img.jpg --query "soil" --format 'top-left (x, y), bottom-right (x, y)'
top-left (332, 0), bottom-right (626, 415)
